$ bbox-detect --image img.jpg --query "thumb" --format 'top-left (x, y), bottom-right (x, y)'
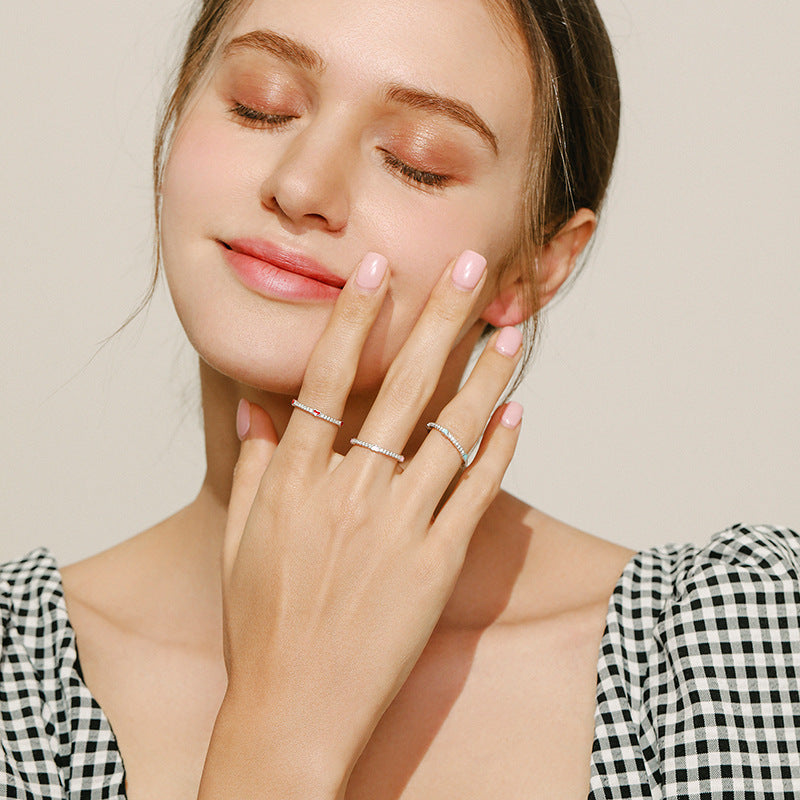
top-left (222, 399), bottom-right (279, 591)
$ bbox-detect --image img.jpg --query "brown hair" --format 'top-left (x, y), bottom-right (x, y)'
top-left (133, 0), bottom-right (619, 388)
top-left (486, 0), bottom-right (620, 389)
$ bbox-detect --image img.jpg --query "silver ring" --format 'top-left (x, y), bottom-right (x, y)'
top-left (426, 422), bottom-right (469, 465)
top-left (349, 438), bottom-right (404, 463)
top-left (291, 399), bottom-right (343, 427)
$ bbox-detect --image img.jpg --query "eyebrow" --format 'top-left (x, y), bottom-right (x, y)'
top-left (223, 29), bottom-right (324, 73)
top-left (222, 29), bottom-right (498, 155)
top-left (382, 84), bottom-right (498, 155)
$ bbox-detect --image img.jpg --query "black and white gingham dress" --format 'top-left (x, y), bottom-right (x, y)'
top-left (2, 523), bottom-right (799, 798)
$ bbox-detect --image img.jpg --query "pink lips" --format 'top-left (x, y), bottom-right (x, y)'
top-left (220, 238), bottom-right (346, 301)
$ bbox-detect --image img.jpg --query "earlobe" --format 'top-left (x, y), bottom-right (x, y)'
top-left (480, 279), bottom-right (529, 327)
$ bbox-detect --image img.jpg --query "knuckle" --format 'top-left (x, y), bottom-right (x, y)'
top-left (253, 476), bottom-right (299, 525)
top-left (437, 405), bottom-right (481, 447)
top-left (336, 289), bottom-right (374, 330)
top-left (423, 532), bottom-right (467, 582)
top-left (264, 447), bottom-right (311, 494)
top-left (427, 289), bottom-right (467, 326)
top-left (303, 356), bottom-right (343, 398)
top-left (381, 359), bottom-right (430, 412)
top-left (413, 547), bottom-right (447, 590)
top-left (462, 466), bottom-right (500, 507)
top-left (328, 488), bottom-right (370, 528)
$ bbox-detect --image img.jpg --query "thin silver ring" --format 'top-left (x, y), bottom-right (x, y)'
top-left (291, 398), bottom-right (343, 427)
top-left (349, 438), bottom-right (405, 463)
top-left (426, 422), bottom-right (469, 465)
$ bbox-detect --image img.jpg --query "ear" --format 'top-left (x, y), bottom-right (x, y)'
top-left (480, 208), bottom-right (597, 327)
top-left (536, 208), bottom-right (596, 308)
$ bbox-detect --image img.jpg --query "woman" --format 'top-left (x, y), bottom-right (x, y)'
top-left (2, 0), bottom-right (798, 798)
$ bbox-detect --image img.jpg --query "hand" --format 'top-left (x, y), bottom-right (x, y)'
top-left (210, 250), bottom-right (523, 795)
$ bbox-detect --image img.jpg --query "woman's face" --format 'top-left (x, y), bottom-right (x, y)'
top-left (161, 0), bottom-right (533, 394)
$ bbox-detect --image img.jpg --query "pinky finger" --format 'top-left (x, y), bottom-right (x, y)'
top-left (222, 401), bottom-right (279, 593)
top-left (427, 401), bottom-right (523, 562)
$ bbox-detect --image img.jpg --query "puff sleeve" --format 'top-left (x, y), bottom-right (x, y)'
top-left (590, 524), bottom-right (800, 799)
top-left (1, 549), bottom-right (125, 799)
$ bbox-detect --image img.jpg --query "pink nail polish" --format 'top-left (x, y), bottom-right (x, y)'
top-left (500, 401), bottom-right (523, 429)
top-left (451, 250), bottom-right (486, 291)
top-left (356, 252), bottom-right (388, 290)
top-left (236, 398), bottom-right (251, 440)
top-left (495, 326), bottom-right (522, 357)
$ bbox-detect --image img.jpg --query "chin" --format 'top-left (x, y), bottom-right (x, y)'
top-left (175, 298), bottom-right (395, 397)
top-left (165, 258), bottom-right (323, 394)
top-left (200, 349), bottom-right (308, 395)
top-left (163, 241), bottom-right (398, 396)
top-left (184, 315), bottom-right (319, 394)
top-left (188, 317), bottom-right (398, 400)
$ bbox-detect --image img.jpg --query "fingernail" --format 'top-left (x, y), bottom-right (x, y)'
top-left (451, 250), bottom-right (486, 291)
top-left (500, 401), bottom-right (523, 429)
top-left (236, 398), bottom-right (250, 440)
top-left (495, 326), bottom-right (522, 357)
top-left (356, 252), bottom-right (388, 290)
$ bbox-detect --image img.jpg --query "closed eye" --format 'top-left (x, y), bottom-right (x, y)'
top-left (227, 103), bottom-right (450, 189)
top-left (380, 150), bottom-right (450, 190)
top-left (228, 102), bottom-right (295, 129)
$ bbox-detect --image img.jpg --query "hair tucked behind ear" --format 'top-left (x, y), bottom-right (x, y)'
top-left (486, 0), bottom-right (620, 392)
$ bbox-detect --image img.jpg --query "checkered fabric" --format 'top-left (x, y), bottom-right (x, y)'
top-left (1, 525), bottom-right (798, 797)
top-left (590, 523), bottom-right (800, 798)
top-left (1, 549), bottom-right (125, 798)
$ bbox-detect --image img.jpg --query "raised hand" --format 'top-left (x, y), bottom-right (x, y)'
top-left (199, 250), bottom-right (524, 799)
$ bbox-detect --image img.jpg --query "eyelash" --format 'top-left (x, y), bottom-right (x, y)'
top-left (228, 102), bottom-right (451, 191)
top-left (228, 102), bottom-right (294, 129)
top-left (380, 150), bottom-right (450, 190)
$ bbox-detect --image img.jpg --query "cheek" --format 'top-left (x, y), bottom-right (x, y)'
top-left (363, 182), bottom-right (522, 324)
top-left (161, 114), bottom-right (246, 228)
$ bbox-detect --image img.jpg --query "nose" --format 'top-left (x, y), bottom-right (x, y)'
top-left (259, 123), bottom-right (351, 234)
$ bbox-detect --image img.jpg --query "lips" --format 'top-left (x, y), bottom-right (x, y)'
top-left (221, 238), bottom-right (346, 288)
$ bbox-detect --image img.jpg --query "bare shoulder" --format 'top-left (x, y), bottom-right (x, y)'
top-left (461, 493), bottom-right (636, 792)
top-left (59, 505), bottom-right (228, 800)
top-left (519, 497), bottom-right (637, 613)
top-left (350, 494), bottom-right (638, 799)
top-left (59, 501), bottom-right (223, 644)
top-left (457, 489), bottom-right (637, 627)
top-left (57, 503), bottom-right (226, 726)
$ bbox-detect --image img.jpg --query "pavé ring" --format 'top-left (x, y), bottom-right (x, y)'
top-left (349, 438), bottom-right (405, 463)
top-left (426, 422), bottom-right (469, 466)
top-left (291, 398), bottom-right (343, 427)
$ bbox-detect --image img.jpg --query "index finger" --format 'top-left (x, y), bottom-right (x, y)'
top-left (279, 251), bottom-right (390, 464)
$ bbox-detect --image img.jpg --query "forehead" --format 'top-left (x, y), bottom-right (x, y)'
top-left (226, 0), bottom-right (534, 153)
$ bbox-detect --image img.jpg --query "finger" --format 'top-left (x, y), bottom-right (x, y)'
top-left (222, 400), bottom-right (279, 593)
top-left (348, 249), bottom-right (487, 478)
top-left (426, 401), bottom-right (522, 564)
top-left (401, 325), bottom-right (523, 505)
top-left (279, 252), bottom-right (389, 465)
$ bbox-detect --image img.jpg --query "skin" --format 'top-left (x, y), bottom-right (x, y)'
top-left (59, 0), bottom-right (636, 797)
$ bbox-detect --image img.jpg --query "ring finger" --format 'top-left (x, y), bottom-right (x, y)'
top-left (401, 324), bottom-right (523, 503)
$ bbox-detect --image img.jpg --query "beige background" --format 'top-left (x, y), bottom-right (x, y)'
top-left (1, 2), bottom-right (798, 565)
